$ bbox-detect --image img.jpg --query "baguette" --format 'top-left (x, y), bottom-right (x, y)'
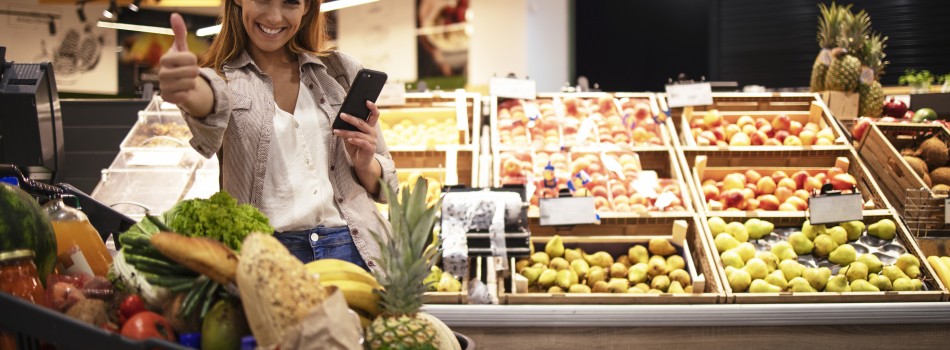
top-left (150, 232), bottom-right (239, 285)
top-left (237, 233), bottom-right (327, 348)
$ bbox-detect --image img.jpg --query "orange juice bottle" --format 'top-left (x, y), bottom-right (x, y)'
top-left (44, 197), bottom-right (112, 277)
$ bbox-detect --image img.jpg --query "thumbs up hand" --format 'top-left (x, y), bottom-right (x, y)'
top-left (158, 13), bottom-right (199, 105)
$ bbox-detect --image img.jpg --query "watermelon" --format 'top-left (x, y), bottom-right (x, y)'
top-left (0, 183), bottom-right (57, 282)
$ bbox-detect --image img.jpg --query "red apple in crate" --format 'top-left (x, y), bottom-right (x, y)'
top-left (719, 189), bottom-right (747, 210)
top-left (730, 132), bottom-right (752, 146)
top-left (816, 128), bottom-right (836, 143)
top-left (690, 118), bottom-right (705, 129)
top-left (791, 171), bottom-right (811, 190)
top-left (771, 171), bottom-right (789, 183)
top-left (742, 124), bottom-right (758, 136)
top-left (702, 185), bottom-right (720, 201)
top-left (774, 130), bottom-right (790, 143)
top-left (737, 115), bottom-right (755, 128)
top-left (614, 203), bottom-right (631, 212)
top-left (771, 115), bottom-right (792, 131)
top-left (775, 186), bottom-right (793, 203)
top-left (756, 176), bottom-right (777, 195)
top-left (750, 131), bottom-right (768, 146)
top-left (758, 124), bottom-right (774, 138)
top-left (784, 135), bottom-right (803, 146)
top-left (704, 110), bottom-right (723, 127)
top-left (629, 193), bottom-right (649, 207)
top-left (764, 139), bottom-right (783, 146)
top-left (716, 140), bottom-right (729, 147)
top-left (755, 118), bottom-right (770, 129)
top-left (778, 177), bottom-right (798, 191)
top-left (591, 185), bottom-right (609, 199)
top-left (785, 196), bottom-right (809, 211)
top-left (789, 121), bottom-right (803, 136)
top-left (830, 173), bottom-right (858, 191)
top-left (634, 103), bottom-right (651, 120)
top-left (744, 170), bottom-right (763, 185)
top-left (725, 124), bottom-right (742, 141)
top-left (794, 189), bottom-right (810, 202)
top-left (851, 117), bottom-right (873, 142)
top-left (741, 188), bottom-right (756, 200)
top-left (722, 173), bottom-right (747, 191)
top-left (804, 177), bottom-right (823, 193)
top-left (702, 179), bottom-right (717, 187)
top-left (594, 196), bottom-right (610, 210)
top-left (799, 130), bottom-right (817, 146)
top-left (613, 195), bottom-right (630, 207)
top-left (758, 194), bottom-right (781, 210)
top-left (711, 127), bottom-right (727, 141)
top-left (883, 97), bottom-right (908, 119)
top-left (745, 183), bottom-right (758, 194)
top-left (611, 183), bottom-right (628, 198)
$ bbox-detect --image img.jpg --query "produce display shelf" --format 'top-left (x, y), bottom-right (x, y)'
top-left (857, 122), bottom-right (950, 236)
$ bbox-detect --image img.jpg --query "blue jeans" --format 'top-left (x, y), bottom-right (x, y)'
top-left (274, 226), bottom-right (369, 271)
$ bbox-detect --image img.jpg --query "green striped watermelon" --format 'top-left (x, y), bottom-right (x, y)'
top-left (0, 183), bottom-right (57, 282)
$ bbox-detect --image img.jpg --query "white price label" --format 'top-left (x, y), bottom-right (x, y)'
top-left (128, 151), bottom-right (184, 166)
top-left (945, 198), bottom-right (949, 225)
top-left (540, 197), bottom-right (598, 226)
top-left (490, 77), bottom-right (537, 100)
top-left (376, 81), bottom-right (406, 107)
top-left (808, 193), bottom-right (864, 225)
top-left (665, 83), bottom-right (713, 108)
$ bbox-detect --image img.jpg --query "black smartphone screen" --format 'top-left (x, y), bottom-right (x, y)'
top-left (332, 68), bottom-right (388, 131)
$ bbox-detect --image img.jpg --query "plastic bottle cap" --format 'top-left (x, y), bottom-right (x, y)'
top-left (178, 333), bottom-right (201, 349)
top-left (241, 335), bottom-right (257, 350)
top-left (0, 177), bottom-right (19, 186)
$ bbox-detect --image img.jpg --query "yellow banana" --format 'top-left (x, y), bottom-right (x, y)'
top-left (358, 314), bottom-right (371, 329)
top-left (321, 279), bottom-right (380, 317)
top-left (305, 259), bottom-right (379, 284)
top-left (313, 270), bottom-right (383, 290)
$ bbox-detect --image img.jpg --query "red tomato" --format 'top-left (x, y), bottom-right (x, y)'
top-left (120, 312), bottom-right (176, 342)
top-left (119, 294), bottom-right (147, 319)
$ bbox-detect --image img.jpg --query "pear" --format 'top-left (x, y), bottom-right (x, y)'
top-left (608, 278), bottom-right (631, 293)
top-left (586, 268), bottom-right (607, 287)
top-left (749, 279), bottom-right (783, 293)
top-left (545, 235), bottom-right (565, 258)
top-left (647, 255), bottom-right (669, 277)
top-left (521, 267), bottom-right (542, 286)
top-left (813, 234), bottom-right (839, 257)
top-left (801, 220), bottom-right (826, 240)
top-left (829, 244), bottom-right (857, 266)
top-left (564, 248), bottom-right (583, 263)
top-left (538, 268), bottom-right (558, 287)
top-left (626, 264), bottom-right (648, 284)
top-left (912, 279), bottom-right (923, 291)
top-left (868, 219), bottom-right (897, 240)
top-left (591, 280), bottom-right (610, 293)
top-left (881, 266), bottom-right (910, 282)
top-left (627, 245), bottom-right (649, 264)
top-left (634, 283), bottom-right (651, 292)
top-left (788, 232), bottom-right (814, 255)
top-left (616, 255), bottom-right (632, 268)
top-left (570, 259), bottom-right (590, 281)
top-left (895, 254), bottom-right (921, 278)
top-left (856, 254), bottom-right (883, 274)
top-left (771, 242), bottom-right (798, 261)
top-left (666, 255), bottom-right (686, 271)
top-left (531, 252), bottom-right (551, 266)
top-left (424, 266), bottom-right (443, 291)
top-left (515, 260), bottom-right (530, 273)
top-left (826, 226), bottom-right (848, 245)
top-left (547, 286), bottom-right (564, 293)
top-left (609, 262), bottom-right (628, 279)
top-left (825, 275), bottom-right (852, 292)
top-left (649, 238), bottom-right (678, 256)
top-left (550, 257), bottom-right (570, 271)
top-left (745, 218), bottom-right (775, 240)
top-left (728, 268), bottom-right (752, 292)
top-left (556, 269), bottom-right (579, 289)
top-left (627, 285), bottom-right (647, 294)
top-left (869, 274), bottom-right (892, 291)
top-left (647, 289), bottom-right (664, 294)
top-left (779, 260), bottom-right (804, 281)
top-left (804, 267), bottom-right (832, 291)
top-left (892, 277), bottom-right (918, 291)
top-left (585, 251), bottom-right (614, 269)
top-left (708, 216), bottom-right (728, 237)
top-left (669, 269), bottom-right (691, 287)
top-left (720, 250), bottom-right (745, 269)
top-left (568, 284), bottom-right (592, 293)
top-left (788, 277), bottom-right (818, 292)
top-left (725, 221), bottom-right (750, 242)
top-left (650, 275), bottom-right (671, 292)
top-left (667, 281), bottom-right (686, 294)
top-left (842, 262), bottom-right (869, 282)
top-left (765, 270), bottom-right (789, 290)
top-left (734, 243), bottom-right (757, 262)
top-left (725, 266), bottom-right (739, 278)
top-left (756, 252), bottom-right (780, 272)
top-left (684, 286), bottom-right (694, 293)
top-left (841, 221), bottom-right (866, 241)
top-left (850, 279), bottom-right (880, 292)
top-left (532, 263), bottom-right (546, 270)
top-left (743, 258), bottom-right (770, 280)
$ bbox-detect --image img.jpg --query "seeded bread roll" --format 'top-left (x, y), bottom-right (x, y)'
top-left (237, 233), bottom-right (327, 348)
top-left (150, 232), bottom-right (239, 285)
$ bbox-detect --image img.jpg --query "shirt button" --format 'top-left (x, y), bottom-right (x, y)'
top-left (352, 229), bottom-right (359, 235)
top-left (320, 97), bottom-right (326, 104)
top-left (337, 197), bottom-right (344, 203)
top-left (330, 165), bottom-right (335, 171)
top-left (308, 83), bottom-right (314, 89)
top-left (310, 233), bottom-right (319, 241)
top-left (367, 261), bottom-right (375, 267)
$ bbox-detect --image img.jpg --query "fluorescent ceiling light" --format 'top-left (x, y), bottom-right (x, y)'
top-left (196, 24), bottom-right (221, 37)
top-left (97, 21), bottom-right (173, 35)
top-left (322, 0), bottom-right (378, 12)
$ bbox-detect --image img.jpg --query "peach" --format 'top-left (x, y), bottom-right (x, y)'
top-left (799, 130), bottom-right (816, 146)
top-left (794, 189), bottom-right (810, 202)
top-left (756, 176), bottom-right (777, 195)
top-left (612, 195), bottom-right (630, 206)
top-left (725, 124), bottom-right (742, 141)
top-left (758, 195), bottom-right (781, 211)
top-left (716, 140), bottom-right (729, 147)
top-left (729, 132), bottom-right (752, 146)
top-left (778, 202), bottom-right (799, 211)
top-left (775, 186), bottom-right (794, 203)
top-left (774, 130), bottom-right (790, 143)
top-left (771, 115), bottom-right (792, 131)
top-left (755, 118), bottom-right (770, 130)
top-left (746, 198), bottom-right (760, 211)
top-left (743, 170), bottom-right (762, 185)
top-left (778, 177), bottom-right (798, 191)
top-left (699, 131), bottom-right (716, 142)
top-left (827, 167), bottom-right (845, 179)
top-left (784, 135), bottom-right (803, 146)
top-left (785, 196), bottom-right (809, 211)
top-left (816, 128), bottom-right (835, 143)
top-left (759, 124), bottom-right (774, 138)
top-left (633, 103), bottom-right (651, 120)
top-left (803, 177), bottom-right (823, 193)
top-left (771, 171), bottom-right (789, 183)
top-left (703, 110), bottom-right (723, 127)
top-left (737, 115), bottom-right (755, 129)
top-left (594, 196), bottom-right (610, 210)
top-left (720, 189), bottom-right (747, 210)
top-left (742, 124), bottom-right (758, 136)
top-left (803, 122), bottom-right (820, 133)
top-left (702, 179), bottom-right (717, 187)
top-left (791, 171), bottom-right (811, 190)
top-left (764, 138), bottom-right (783, 146)
top-left (815, 138), bottom-right (834, 146)
top-left (789, 121), bottom-right (803, 136)
top-left (830, 173), bottom-right (858, 191)
top-left (630, 204), bottom-right (649, 213)
top-left (723, 173), bottom-right (748, 191)
top-left (610, 185), bottom-right (628, 198)
top-left (629, 193), bottom-right (649, 206)
top-left (613, 203), bottom-right (632, 212)
top-left (711, 127), bottom-right (727, 141)
top-left (814, 172), bottom-right (827, 184)
top-left (750, 131), bottom-right (769, 146)
top-left (661, 184), bottom-right (681, 196)
top-left (741, 188), bottom-right (756, 200)
top-left (591, 185), bottom-right (609, 198)
top-left (746, 182), bottom-right (758, 194)
top-left (690, 118), bottom-right (705, 129)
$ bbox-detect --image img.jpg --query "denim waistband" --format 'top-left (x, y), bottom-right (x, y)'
top-left (276, 225), bottom-right (349, 237)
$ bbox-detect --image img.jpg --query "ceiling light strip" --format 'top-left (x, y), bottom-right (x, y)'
top-left (321, 0), bottom-right (378, 12)
top-left (97, 21), bottom-right (174, 35)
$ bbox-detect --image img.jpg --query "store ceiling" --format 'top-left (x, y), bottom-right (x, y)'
top-left (40, 0), bottom-right (221, 17)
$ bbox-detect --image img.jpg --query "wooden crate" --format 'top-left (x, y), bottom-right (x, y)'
top-left (504, 216), bottom-right (723, 304)
top-left (680, 148), bottom-right (891, 216)
top-left (857, 123), bottom-right (950, 236)
top-left (661, 92), bottom-right (841, 134)
top-left (384, 91), bottom-right (481, 187)
top-left (701, 212), bottom-right (947, 303)
top-left (677, 103), bottom-right (849, 149)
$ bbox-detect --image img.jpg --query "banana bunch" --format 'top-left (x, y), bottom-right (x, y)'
top-left (423, 265), bottom-right (462, 293)
top-left (305, 259), bottom-right (382, 323)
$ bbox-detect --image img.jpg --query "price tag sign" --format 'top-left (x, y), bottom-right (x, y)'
top-left (376, 81), bottom-right (406, 107)
top-left (539, 197), bottom-right (597, 226)
top-left (490, 77), bottom-right (537, 100)
top-left (945, 198), bottom-right (949, 225)
top-left (808, 193), bottom-right (863, 225)
top-left (665, 83), bottom-right (713, 108)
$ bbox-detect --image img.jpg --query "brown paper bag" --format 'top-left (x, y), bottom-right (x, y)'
top-left (271, 286), bottom-right (363, 350)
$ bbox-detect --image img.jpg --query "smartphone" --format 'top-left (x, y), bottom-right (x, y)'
top-left (332, 68), bottom-right (388, 131)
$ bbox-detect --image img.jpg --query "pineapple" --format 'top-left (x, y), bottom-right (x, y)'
top-left (367, 177), bottom-right (444, 350)
top-left (858, 33), bottom-right (888, 118)
top-left (824, 9), bottom-right (870, 92)
top-left (810, 2), bottom-right (851, 92)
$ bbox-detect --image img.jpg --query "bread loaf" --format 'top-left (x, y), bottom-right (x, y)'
top-left (150, 232), bottom-right (239, 285)
top-left (237, 233), bottom-right (327, 348)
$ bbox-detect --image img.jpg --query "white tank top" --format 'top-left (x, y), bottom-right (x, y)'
top-left (260, 82), bottom-right (347, 231)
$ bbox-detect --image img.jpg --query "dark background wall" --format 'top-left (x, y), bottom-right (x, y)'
top-left (575, 0), bottom-right (950, 91)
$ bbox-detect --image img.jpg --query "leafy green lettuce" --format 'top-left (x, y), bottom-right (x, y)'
top-left (163, 192), bottom-right (272, 251)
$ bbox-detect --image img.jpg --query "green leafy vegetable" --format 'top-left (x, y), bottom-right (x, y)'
top-left (162, 192), bottom-right (272, 251)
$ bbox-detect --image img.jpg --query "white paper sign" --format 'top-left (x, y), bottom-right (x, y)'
top-left (128, 152), bottom-right (184, 167)
top-left (539, 197), bottom-right (598, 226)
top-left (454, 90), bottom-right (468, 133)
top-left (376, 81), bottom-right (407, 107)
top-left (490, 77), bottom-right (537, 100)
top-left (665, 83), bottom-right (713, 108)
top-left (808, 193), bottom-right (863, 225)
top-left (945, 198), bottom-right (949, 225)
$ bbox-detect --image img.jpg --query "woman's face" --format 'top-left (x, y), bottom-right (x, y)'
top-left (237, 0), bottom-right (308, 54)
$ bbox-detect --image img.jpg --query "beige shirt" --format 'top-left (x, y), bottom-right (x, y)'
top-left (180, 51), bottom-right (398, 273)
top-left (262, 81), bottom-right (347, 231)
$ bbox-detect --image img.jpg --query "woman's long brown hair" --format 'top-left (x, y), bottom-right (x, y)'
top-left (200, 0), bottom-right (328, 73)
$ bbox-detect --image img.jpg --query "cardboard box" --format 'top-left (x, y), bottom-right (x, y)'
top-left (821, 91), bottom-right (859, 121)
